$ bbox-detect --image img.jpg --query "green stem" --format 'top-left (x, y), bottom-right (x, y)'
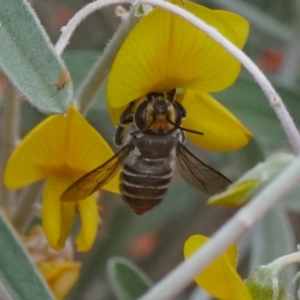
top-left (11, 182), bottom-right (44, 233)
top-left (140, 155), bottom-right (300, 300)
top-left (76, 8), bottom-right (139, 115)
top-left (0, 81), bottom-right (20, 213)
top-left (2, 82), bottom-right (19, 169)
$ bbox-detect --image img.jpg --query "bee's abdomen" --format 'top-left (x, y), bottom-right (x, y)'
top-left (120, 163), bottom-right (173, 215)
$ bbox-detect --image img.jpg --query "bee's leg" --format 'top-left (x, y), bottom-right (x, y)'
top-left (130, 126), bottom-right (146, 139)
top-left (114, 102), bottom-right (135, 145)
top-left (129, 129), bottom-right (141, 139)
top-left (120, 101), bottom-right (135, 123)
top-left (179, 130), bottom-right (186, 143)
top-left (114, 115), bottom-right (134, 145)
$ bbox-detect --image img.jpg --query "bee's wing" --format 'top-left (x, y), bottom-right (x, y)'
top-left (176, 143), bottom-right (231, 195)
top-left (61, 145), bottom-right (131, 201)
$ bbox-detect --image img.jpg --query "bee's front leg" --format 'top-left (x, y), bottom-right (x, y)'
top-left (114, 102), bottom-right (135, 145)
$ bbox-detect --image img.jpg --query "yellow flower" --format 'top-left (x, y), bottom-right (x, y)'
top-left (107, 0), bottom-right (252, 151)
top-left (39, 261), bottom-right (80, 300)
top-left (22, 226), bottom-right (80, 300)
top-left (4, 106), bottom-right (119, 251)
top-left (184, 235), bottom-right (252, 300)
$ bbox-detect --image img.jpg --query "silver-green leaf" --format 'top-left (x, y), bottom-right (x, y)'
top-left (208, 153), bottom-right (294, 206)
top-left (108, 257), bottom-right (152, 300)
top-left (0, 0), bottom-right (73, 113)
top-left (245, 266), bottom-right (291, 300)
top-left (0, 210), bottom-right (54, 300)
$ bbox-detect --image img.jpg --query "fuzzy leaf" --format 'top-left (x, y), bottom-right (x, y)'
top-left (249, 207), bottom-right (296, 296)
top-left (108, 257), bottom-right (152, 300)
top-left (208, 153), bottom-right (294, 206)
top-left (0, 211), bottom-right (54, 300)
top-left (245, 266), bottom-right (291, 300)
top-left (0, 0), bottom-right (72, 113)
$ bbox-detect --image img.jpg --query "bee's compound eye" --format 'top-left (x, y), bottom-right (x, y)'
top-left (134, 100), bottom-right (149, 130)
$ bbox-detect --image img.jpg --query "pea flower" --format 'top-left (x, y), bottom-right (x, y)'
top-left (107, 0), bottom-right (252, 151)
top-left (22, 225), bottom-right (80, 300)
top-left (4, 106), bottom-right (119, 251)
top-left (184, 234), bottom-right (252, 299)
top-left (39, 261), bottom-right (79, 300)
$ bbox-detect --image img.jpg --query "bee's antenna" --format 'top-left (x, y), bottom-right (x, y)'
top-left (167, 118), bottom-right (204, 136)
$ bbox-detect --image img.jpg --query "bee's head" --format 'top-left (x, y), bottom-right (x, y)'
top-left (134, 89), bottom-right (181, 135)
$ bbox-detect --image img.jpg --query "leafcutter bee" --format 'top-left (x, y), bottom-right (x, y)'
top-left (61, 90), bottom-right (231, 214)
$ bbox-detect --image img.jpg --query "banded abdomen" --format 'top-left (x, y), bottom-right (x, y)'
top-left (120, 134), bottom-right (178, 215)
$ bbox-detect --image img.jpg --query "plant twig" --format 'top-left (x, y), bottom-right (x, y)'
top-left (2, 82), bottom-right (20, 165)
top-left (76, 8), bottom-right (139, 114)
top-left (55, 0), bottom-right (136, 56)
top-left (268, 251), bottom-right (300, 273)
top-left (0, 81), bottom-right (20, 213)
top-left (11, 182), bottom-right (44, 233)
top-left (140, 155), bottom-right (300, 299)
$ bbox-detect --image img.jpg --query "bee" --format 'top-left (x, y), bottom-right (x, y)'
top-left (61, 89), bottom-right (231, 215)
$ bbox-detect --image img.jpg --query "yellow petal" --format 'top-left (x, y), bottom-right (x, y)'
top-left (42, 177), bottom-right (76, 250)
top-left (180, 91), bottom-right (252, 151)
top-left (76, 195), bottom-right (100, 252)
top-left (107, 2), bottom-right (247, 108)
top-left (225, 241), bottom-right (238, 269)
top-left (184, 235), bottom-right (252, 300)
top-left (108, 104), bottom-right (123, 127)
top-left (102, 170), bottom-right (121, 195)
top-left (38, 261), bottom-right (80, 300)
top-left (214, 10), bottom-right (249, 48)
top-left (59, 201), bottom-right (76, 249)
top-left (4, 106), bottom-right (115, 192)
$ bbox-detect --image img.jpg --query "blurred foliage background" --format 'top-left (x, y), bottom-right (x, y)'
top-left (1, 0), bottom-right (300, 299)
